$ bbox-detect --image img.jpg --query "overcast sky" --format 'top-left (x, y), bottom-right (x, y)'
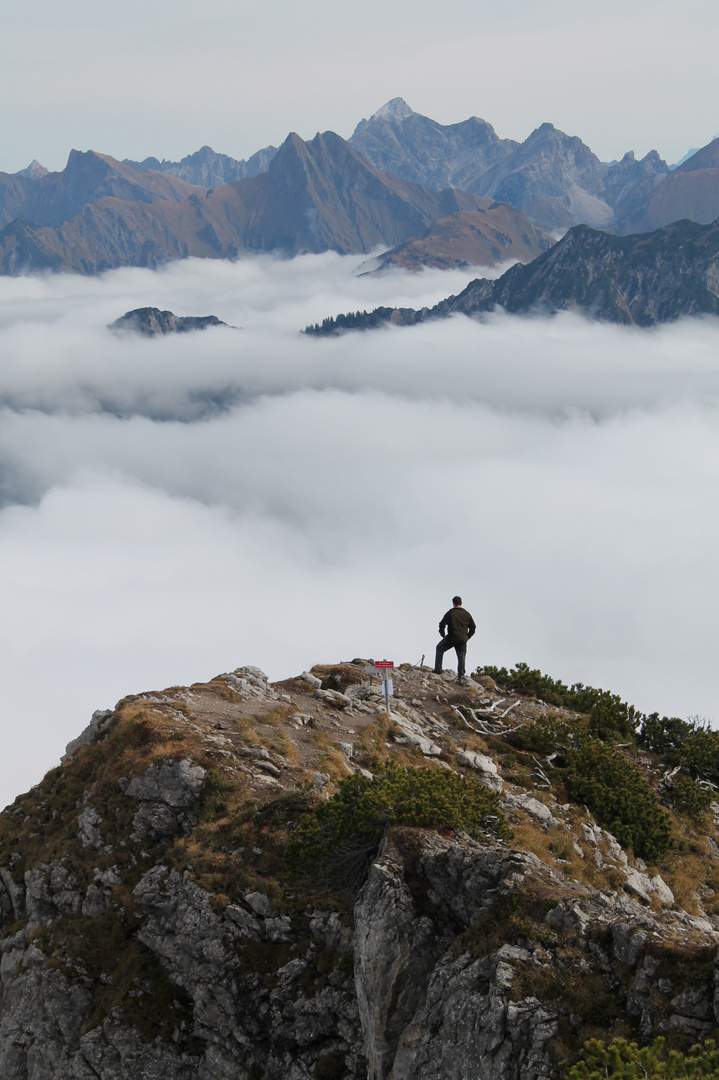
top-left (2, 254), bottom-right (719, 808)
top-left (2, 0), bottom-right (718, 173)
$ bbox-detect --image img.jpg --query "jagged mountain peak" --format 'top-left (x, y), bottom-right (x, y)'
top-left (123, 143), bottom-right (278, 188)
top-left (16, 159), bottom-right (48, 180)
top-left (369, 96), bottom-right (417, 123)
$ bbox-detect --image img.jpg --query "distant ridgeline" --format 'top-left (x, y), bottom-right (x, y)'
top-left (305, 217), bottom-right (719, 333)
top-left (3, 103), bottom-right (719, 276)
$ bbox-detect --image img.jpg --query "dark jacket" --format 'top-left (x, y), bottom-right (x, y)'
top-left (439, 607), bottom-right (476, 643)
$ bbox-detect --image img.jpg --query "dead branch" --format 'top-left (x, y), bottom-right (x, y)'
top-left (532, 756), bottom-right (552, 787)
top-left (450, 704), bottom-right (523, 738)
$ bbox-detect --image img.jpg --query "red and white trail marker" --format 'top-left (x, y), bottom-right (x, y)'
top-left (374, 660), bottom-right (394, 712)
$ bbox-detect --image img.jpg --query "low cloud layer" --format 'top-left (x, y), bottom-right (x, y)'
top-left (1, 254), bottom-right (718, 808)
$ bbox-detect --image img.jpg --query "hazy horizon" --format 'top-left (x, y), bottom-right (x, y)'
top-left (3, 0), bottom-right (719, 174)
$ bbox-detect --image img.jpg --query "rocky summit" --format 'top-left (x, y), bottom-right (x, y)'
top-left (108, 308), bottom-right (229, 336)
top-left (2, 659), bottom-right (719, 1079)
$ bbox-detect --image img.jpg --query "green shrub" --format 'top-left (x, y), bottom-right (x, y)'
top-left (563, 1036), bottom-right (719, 1080)
top-left (510, 714), bottom-right (577, 754)
top-left (285, 764), bottom-right (511, 890)
top-left (564, 740), bottom-right (672, 863)
top-left (478, 662), bottom-right (640, 741)
top-left (638, 713), bottom-right (695, 756)
top-left (666, 777), bottom-right (712, 821)
top-left (681, 728), bottom-right (719, 780)
top-left (639, 714), bottom-right (719, 787)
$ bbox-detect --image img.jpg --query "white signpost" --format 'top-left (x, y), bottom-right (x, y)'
top-left (374, 660), bottom-right (394, 715)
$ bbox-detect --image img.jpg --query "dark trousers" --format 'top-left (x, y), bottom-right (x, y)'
top-left (435, 636), bottom-right (467, 677)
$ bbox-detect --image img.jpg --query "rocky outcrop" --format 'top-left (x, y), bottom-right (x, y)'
top-left (124, 758), bottom-right (207, 841)
top-left (108, 308), bottom-right (229, 336)
top-left (5, 821), bottom-right (718, 1080)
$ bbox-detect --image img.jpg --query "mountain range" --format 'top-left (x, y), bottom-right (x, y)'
top-left (0, 150), bottom-right (204, 230)
top-left (123, 143), bottom-right (277, 188)
top-left (0, 132), bottom-right (551, 275)
top-left (350, 98), bottom-right (670, 232)
top-left (349, 100), bottom-right (719, 236)
top-left (306, 217), bottom-right (719, 331)
top-left (1, 99), bottom-right (718, 277)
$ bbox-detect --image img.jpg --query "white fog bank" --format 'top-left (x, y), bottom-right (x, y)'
top-left (0, 254), bottom-right (718, 808)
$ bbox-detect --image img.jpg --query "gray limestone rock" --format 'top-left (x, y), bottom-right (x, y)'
top-left (81, 884), bottom-right (108, 918)
top-left (77, 805), bottom-right (104, 849)
top-left (503, 794), bottom-right (559, 829)
top-left (314, 688), bottom-right (351, 706)
top-left (244, 891), bottom-right (272, 917)
top-left (612, 923), bottom-right (647, 966)
top-left (0, 868), bottom-right (24, 925)
top-left (457, 750), bottom-right (503, 792)
top-left (354, 834), bottom-right (560, 1080)
top-left (125, 759), bottom-right (206, 808)
top-left (125, 758), bottom-right (206, 842)
top-left (63, 709), bottom-right (113, 760)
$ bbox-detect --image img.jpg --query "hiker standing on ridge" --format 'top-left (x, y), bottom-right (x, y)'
top-left (434, 595), bottom-right (476, 685)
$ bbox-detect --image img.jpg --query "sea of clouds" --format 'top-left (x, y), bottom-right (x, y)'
top-left (2, 252), bottom-right (719, 809)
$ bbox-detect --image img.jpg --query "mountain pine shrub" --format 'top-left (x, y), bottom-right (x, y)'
top-left (509, 713), bottom-right (578, 754)
top-left (477, 662), bottom-right (640, 740)
top-left (285, 763), bottom-right (511, 890)
top-left (640, 714), bottom-right (719, 787)
top-left (563, 1036), bottom-right (719, 1080)
top-left (564, 739), bottom-right (672, 863)
top-left (665, 776), bottom-right (713, 821)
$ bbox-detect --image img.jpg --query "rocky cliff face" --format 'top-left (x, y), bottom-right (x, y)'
top-left (2, 662), bottom-right (719, 1079)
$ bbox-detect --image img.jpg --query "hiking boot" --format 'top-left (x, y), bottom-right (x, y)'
top-left (433, 669), bottom-right (442, 675)
top-left (457, 677), bottom-right (467, 686)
